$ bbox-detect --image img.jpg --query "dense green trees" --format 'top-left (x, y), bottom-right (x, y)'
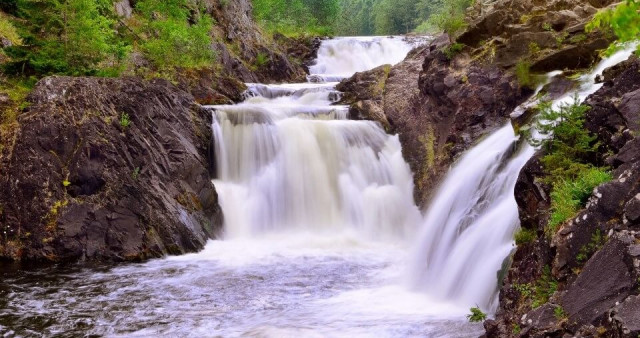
top-left (252, 0), bottom-right (473, 36)
top-left (2, 0), bottom-right (215, 77)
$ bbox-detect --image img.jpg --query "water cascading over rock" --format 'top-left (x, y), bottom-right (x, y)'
top-left (209, 37), bottom-right (422, 240)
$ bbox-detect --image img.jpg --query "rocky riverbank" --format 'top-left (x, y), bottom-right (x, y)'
top-left (0, 0), bottom-right (319, 263)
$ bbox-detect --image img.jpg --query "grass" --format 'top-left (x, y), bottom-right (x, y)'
top-left (120, 112), bottom-right (131, 129)
top-left (576, 229), bottom-right (606, 263)
top-left (532, 265), bottom-right (557, 308)
top-left (548, 168), bottom-right (611, 234)
top-left (443, 43), bottom-right (464, 60)
top-left (0, 15), bottom-right (22, 46)
top-left (515, 60), bottom-right (538, 89)
top-left (514, 227), bottom-right (536, 245)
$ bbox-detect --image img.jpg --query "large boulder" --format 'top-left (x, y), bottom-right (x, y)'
top-left (0, 77), bottom-right (223, 262)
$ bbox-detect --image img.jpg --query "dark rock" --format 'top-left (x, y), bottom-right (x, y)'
top-left (611, 295), bottom-right (640, 335)
top-left (560, 237), bottom-right (636, 326)
top-left (0, 77), bottom-right (223, 262)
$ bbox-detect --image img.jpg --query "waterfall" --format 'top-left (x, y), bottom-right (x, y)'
top-left (308, 36), bottom-right (417, 82)
top-left (409, 45), bottom-right (637, 312)
top-left (209, 38), bottom-right (422, 241)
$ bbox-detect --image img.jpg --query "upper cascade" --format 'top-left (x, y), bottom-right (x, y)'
top-left (308, 36), bottom-right (417, 82)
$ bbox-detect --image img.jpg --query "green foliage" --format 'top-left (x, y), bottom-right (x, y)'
top-left (120, 112), bottom-right (131, 129)
top-left (514, 227), bottom-right (536, 245)
top-left (542, 22), bottom-right (552, 31)
top-left (132, 167), bottom-right (141, 180)
top-left (0, 14), bottom-right (22, 46)
top-left (135, 0), bottom-right (215, 69)
top-left (587, 0), bottom-right (640, 55)
top-left (515, 60), bottom-right (538, 89)
top-left (528, 42), bottom-right (541, 55)
top-left (548, 168), bottom-right (611, 233)
top-left (252, 0), bottom-right (338, 36)
top-left (443, 43), bottom-right (464, 60)
top-left (415, 0), bottom-right (471, 36)
top-left (514, 283), bottom-right (533, 298)
top-left (576, 229), bottom-right (606, 263)
top-left (535, 100), bottom-right (612, 234)
top-left (532, 265), bottom-right (558, 308)
top-left (5, 0), bottom-right (127, 76)
top-left (554, 305), bottom-right (567, 320)
top-left (512, 323), bottom-right (521, 334)
top-left (255, 52), bottom-right (269, 68)
top-left (467, 306), bottom-right (487, 322)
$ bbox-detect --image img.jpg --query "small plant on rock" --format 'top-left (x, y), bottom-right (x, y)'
top-left (120, 112), bottom-right (131, 129)
top-left (467, 306), bottom-right (487, 322)
top-left (514, 227), bottom-right (536, 245)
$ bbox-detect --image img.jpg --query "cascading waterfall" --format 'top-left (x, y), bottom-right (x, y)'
top-left (308, 36), bottom-right (415, 82)
top-left (409, 45), bottom-right (637, 312)
top-left (210, 85), bottom-right (420, 239)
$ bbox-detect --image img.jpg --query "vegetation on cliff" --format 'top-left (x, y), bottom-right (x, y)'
top-left (535, 100), bottom-right (612, 235)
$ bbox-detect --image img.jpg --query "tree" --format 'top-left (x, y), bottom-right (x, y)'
top-left (587, 0), bottom-right (640, 54)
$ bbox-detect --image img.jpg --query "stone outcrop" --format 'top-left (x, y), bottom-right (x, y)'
top-left (0, 77), bottom-right (223, 262)
top-left (487, 57), bottom-right (640, 338)
top-left (459, 0), bottom-right (614, 71)
top-left (338, 36), bottom-right (530, 206)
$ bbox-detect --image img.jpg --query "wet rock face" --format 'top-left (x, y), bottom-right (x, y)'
top-left (459, 0), bottom-right (613, 72)
top-left (338, 38), bottom-right (529, 206)
top-left (489, 56), bottom-right (640, 337)
top-left (0, 77), bottom-right (223, 262)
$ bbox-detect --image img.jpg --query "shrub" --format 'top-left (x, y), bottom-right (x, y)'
top-left (443, 43), bottom-right (464, 60)
top-left (135, 0), bottom-right (216, 69)
top-left (467, 306), bottom-right (487, 322)
top-left (535, 99), bottom-right (612, 234)
top-left (532, 265), bottom-right (557, 308)
top-left (515, 60), bottom-right (538, 89)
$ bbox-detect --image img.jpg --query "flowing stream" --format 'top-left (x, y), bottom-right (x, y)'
top-left (0, 37), bottom-right (632, 337)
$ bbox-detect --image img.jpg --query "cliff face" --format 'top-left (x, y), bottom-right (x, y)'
top-left (337, 0), bottom-right (617, 206)
top-left (338, 38), bottom-right (528, 206)
top-left (0, 77), bottom-right (222, 262)
top-left (486, 57), bottom-right (640, 338)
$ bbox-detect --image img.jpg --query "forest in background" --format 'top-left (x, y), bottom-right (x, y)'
top-left (252, 0), bottom-right (472, 36)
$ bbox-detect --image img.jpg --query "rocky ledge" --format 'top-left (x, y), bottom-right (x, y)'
top-left (487, 57), bottom-right (640, 337)
top-left (337, 35), bottom-right (529, 206)
top-left (0, 77), bottom-right (224, 262)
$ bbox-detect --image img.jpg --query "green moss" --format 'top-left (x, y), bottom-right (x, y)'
top-left (514, 227), bottom-right (536, 245)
